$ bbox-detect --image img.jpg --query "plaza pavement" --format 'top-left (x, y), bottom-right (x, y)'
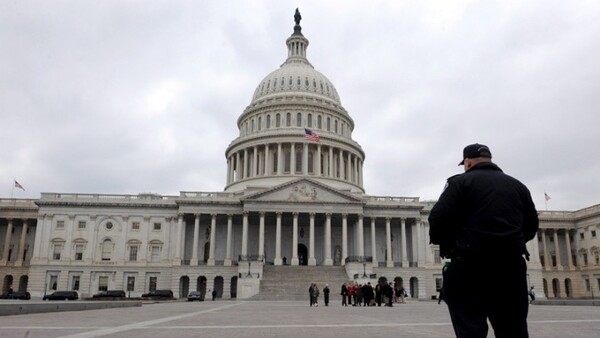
top-left (0, 299), bottom-right (598, 338)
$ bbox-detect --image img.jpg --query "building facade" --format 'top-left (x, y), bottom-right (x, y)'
top-left (1, 12), bottom-right (597, 300)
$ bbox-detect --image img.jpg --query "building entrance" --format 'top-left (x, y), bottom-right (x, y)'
top-left (298, 244), bottom-right (308, 265)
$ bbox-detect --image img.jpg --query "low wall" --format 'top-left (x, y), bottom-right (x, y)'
top-left (0, 300), bottom-right (142, 316)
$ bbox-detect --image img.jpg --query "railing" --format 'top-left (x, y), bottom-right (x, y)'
top-left (238, 255), bottom-right (264, 262)
top-left (363, 196), bottom-right (420, 203)
top-left (345, 256), bottom-right (373, 263)
top-left (40, 193), bottom-right (175, 201)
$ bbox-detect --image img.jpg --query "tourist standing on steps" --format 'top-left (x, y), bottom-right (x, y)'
top-left (323, 284), bottom-right (330, 306)
top-left (429, 143), bottom-right (538, 338)
top-left (309, 283), bottom-right (314, 306)
top-left (312, 284), bottom-right (320, 307)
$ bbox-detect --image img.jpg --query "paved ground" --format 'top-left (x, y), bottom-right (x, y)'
top-left (0, 300), bottom-right (599, 338)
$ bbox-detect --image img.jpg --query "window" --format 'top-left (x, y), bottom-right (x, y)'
top-left (295, 151), bottom-right (302, 173)
top-left (434, 248), bottom-right (441, 264)
top-left (127, 276), bottom-right (135, 292)
top-left (129, 245), bottom-right (138, 262)
top-left (580, 233), bottom-right (585, 240)
top-left (284, 151), bottom-right (291, 173)
top-left (101, 239), bottom-right (113, 261)
top-left (105, 222), bottom-right (113, 230)
top-left (99, 276), bottom-right (108, 291)
top-left (266, 115), bottom-right (271, 128)
top-left (74, 244), bottom-right (84, 261)
top-left (72, 276), bottom-right (80, 291)
top-left (251, 119), bottom-right (254, 131)
top-left (585, 279), bottom-right (590, 291)
top-left (258, 116), bottom-right (262, 131)
top-left (149, 277), bottom-right (157, 292)
top-left (592, 230), bottom-right (597, 238)
top-left (583, 253), bottom-right (588, 265)
top-left (595, 253), bottom-right (599, 265)
top-left (154, 222), bottom-right (161, 231)
top-left (334, 120), bottom-right (338, 133)
top-left (327, 117), bottom-right (331, 131)
top-left (53, 243), bottom-right (63, 260)
top-left (56, 220), bottom-right (65, 229)
top-left (150, 245), bottom-right (161, 262)
top-left (308, 152), bottom-right (314, 174)
top-left (49, 276), bottom-right (58, 291)
top-left (317, 115), bottom-right (322, 129)
top-left (132, 222), bottom-right (140, 230)
top-left (549, 236), bottom-right (554, 242)
top-left (307, 114), bottom-right (312, 128)
top-left (78, 221), bottom-right (86, 229)
top-left (272, 153), bottom-right (278, 173)
top-left (276, 113), bottom-right (281, 127)
top-left (296, 113), bottom-right (302, 127)
top-left (435, 277), bottom-right (443, 291)
top-left (286, 113), bottom-right (291, 127)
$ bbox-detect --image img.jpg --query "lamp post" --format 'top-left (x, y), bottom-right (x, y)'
top-left (362, 262), bottom-right (367, 278)
top-left (246, 261), bottom-right (252, 278)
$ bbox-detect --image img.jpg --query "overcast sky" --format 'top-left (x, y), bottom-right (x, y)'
top-left (1, 0), bottom-right (599, 212)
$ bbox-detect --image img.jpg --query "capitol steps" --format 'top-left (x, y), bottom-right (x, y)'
top-left (248, 265), bottom-right (350, 301)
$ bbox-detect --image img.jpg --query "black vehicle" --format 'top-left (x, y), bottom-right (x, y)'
top-left (187, 291), bottom-right (203, 301)
top-left (1, 291), bottom-right (31, 300)
top-left (92, 290), bottom-right (126, 299)
top-left (141, 289), bottom-right (173, 299)
top-left (43, 291), bottom-right (79, 301)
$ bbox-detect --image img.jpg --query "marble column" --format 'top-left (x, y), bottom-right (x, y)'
top-left (303, 143), bottom-right (309, 175)
top-left (224, 215), bottom-right (232, 266)
top-left (401, 218), bottom-right (408, 267)
top-left (274, 212), bottom-right (282, 265)
top-left (236, 152), bottom-right (241, 181)
top-left (208, 214), bottom-right (217, 266)
top-left (277, 143), bottom-right (282, 175)
top-left (191, 214), bottom-right (200, 265)
top-left (565, 230), bottom-right (573, 269)
top-left (416, 220), bottom-right (424, 267)
top-left (1, 218), bottom-right (13, 264)
top-left (328, 147), bottom-right (333, 177)
top-left (342, 214), bottom-right (348, 265)
top-left (553, 230), bottom-right (562, 270)
top-left (243, 148), bottom-right (248, 179)
top-left (292, 213), bottom-right (299, 265)
top-left (324, 213), bottom-right (333, 265)
top-left (541, 230), bottom-right (550, 270)
top-left (309, 213), bottom-right (316, 265)
top-left (253, 146), bottom-right (258, 177)
top-left (316, 144), bottom-right (322, 176)
top-left (370, 217), bottom-right (377, 265)
top-left (175, 214), bottom-right (183, 265)
top-left (386, 217), bottom-right (393, 267)
top-left (265, 144), bottom-right (270, 175)
top-left (258, 212), bottom-right (265, 261)
top-left (357, 215), bottom-right (364, 257)
top-left (241, 212), bottom-right (248, 258)
top-left (290, 143), bottom-right (296, 175)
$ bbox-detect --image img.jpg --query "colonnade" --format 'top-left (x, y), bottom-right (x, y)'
top-left (175, 212), bottom-right (430, 268)
top-left (0, 218), bottom-right (31, 266)
top-left (226, 142), bottom-right (363, 186)
top-left (539, 228), bottom-right (576, 270)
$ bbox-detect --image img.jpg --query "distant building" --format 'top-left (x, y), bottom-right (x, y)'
top-left (1, 11), bottom-right (597, 300)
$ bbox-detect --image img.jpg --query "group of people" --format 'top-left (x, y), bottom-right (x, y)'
top-left (308, 283), bottom-right (330, 306)
top-left (339, 281), bottom-right (407, 307)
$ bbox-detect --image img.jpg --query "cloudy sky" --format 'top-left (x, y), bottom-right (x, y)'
top-left (1, 0), bottom-right (599, 211)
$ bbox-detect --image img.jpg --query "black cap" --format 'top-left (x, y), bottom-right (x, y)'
top-left (458, 143), bottom-right (492, 165)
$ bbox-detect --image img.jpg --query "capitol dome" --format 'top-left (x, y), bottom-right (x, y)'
top-left (224, 9), bottom-right (365, 194)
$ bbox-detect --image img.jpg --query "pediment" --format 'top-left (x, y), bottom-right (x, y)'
top-left (242, 178), bottom-right (363, 204)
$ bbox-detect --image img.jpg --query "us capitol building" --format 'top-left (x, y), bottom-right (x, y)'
top-left (1, 11), bottom-right (599, 301)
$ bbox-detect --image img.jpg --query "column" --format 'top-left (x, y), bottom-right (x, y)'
top-left (175, 214), bottom-right (183, 265)
top-left (243, 149), bottom-right (248, 179)
top-left (236, 152), bottom-right (241, 180)
top-left (253, 146), bottom-right (258, 177)
top-left (530, 232), bottom-right (541, 265)
top-left (274, 213), bottom-right (282, 265)
top-left (258, 212), bottom-right (265, 261)
top-left (328, 147), bottom-right (333, 177)
top-left (290, 143), bottom-right (296, 175)
top-left (316, 144), bottom-right (322, 176)
top-left (31, 214), bottom-right (45, 263)
top-left (225, 215), bottom-right (233, 266)
top-left (553, 230), bottom-right (562, 270)
top-left (291, 213), bottom-right (299, 265)
top-left (370, 217), bottom-right (377, 265)
top-left (416, 220), bottom-right (424, 266)
top-left (401, 218), bottom-right (408, 267)
top-left (308, 213), bottom-right (316, 265)
top-left (342, 214), bottom-right (348, 265)
top-left (541, 230), bottom-right (550, 270)
top-left (338, 150), bottom-right (344, 179)
top-left (565, 230), bottom-right (573, 269)
top-left (191, 214), bottom-right (200, 265)
top-left (303, 143), bottom-right (309, 175)
top-left (1, 218), bottom-right (13, 264)
top-left (15, 219), bottom-right (28, 266)
top-left (264, 144), bottom-right (270, 176)
top-left (354, 155), bottom-right (358, 184)
top-left (386, 217), bottom-right (393, 267)
top-left (347, 152), bottom-right (352, 182)
top-left (277, 143), bottom-right (282, 175)
top-left (208, 214), bottom-right (217, 266)
top-left (357, 215), bottom-right (364, 257)
top-left (241, 212), bottom-right (248, 258)
top-left (324, 213), bottom-right (333, 265)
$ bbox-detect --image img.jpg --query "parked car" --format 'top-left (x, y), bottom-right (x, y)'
top-left (43, 291), bottom-right (79, 301)
top-left (141, 289), bottom-right (173, 299)
top-left (92, 290), bottom-right (126, 299)
top-left (1, 291), bottom-right (31, 300)
top-left (187, 291), bottom-right (203, 301)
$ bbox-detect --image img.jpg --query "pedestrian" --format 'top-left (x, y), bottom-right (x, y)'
top-left (283, 256), bottom-right (287, 265)
top-left (323, 284), bottom-right (330, 306)
top-left (309, 283), bottom-right (314, 306)
top-left (429, 143), bottom-right (539, 338)
top-left (312, 284), bottom-right (320, 307)
top-left (211, 289), bottom-right (217, 301)
top-left (528, 286), bottom-right (535, 304)
top-left (375, 284), bottom-right (382, 306)
top-left (341, 283), bottom-right (348, 306)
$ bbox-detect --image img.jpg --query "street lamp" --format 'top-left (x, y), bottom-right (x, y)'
top-left (246, 261), bottom-right (252, 278)
top-left (362, 262), bottom-right (367, 278)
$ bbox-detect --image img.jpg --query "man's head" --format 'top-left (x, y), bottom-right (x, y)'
top-left (459, 143), bottom-right (492, 171)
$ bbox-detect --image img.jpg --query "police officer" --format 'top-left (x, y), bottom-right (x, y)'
top-left (429, 143), bottom-right (538, 338)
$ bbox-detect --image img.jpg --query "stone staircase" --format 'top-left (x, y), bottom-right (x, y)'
top-left (248, 265), bottom-right (350, 301)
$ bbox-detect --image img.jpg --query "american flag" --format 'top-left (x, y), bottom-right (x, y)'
top-left (304, 128), bottom-right (320, 143)
top-left (14, 180), bottom-right (25, 191)
top-left (544, 192), bottom-right (551, 201)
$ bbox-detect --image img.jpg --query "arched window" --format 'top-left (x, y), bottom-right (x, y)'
top-left (334, 120), bottom-right (338, 133)
top-left (251, 119), bottom-right (255, 132)
top-left (258, 116), bottom-right (262, 131)
top-left (284, 150), bottom-right (291, 173)
top-left (286, 113), bottom-right (291, 127)
top-left (327, 117), bottom-right (331, 131)
top-left (308, 152), bottom-right (314, 174)
top-left (266, 115), bottom-right (271, 128)
top-left (101, 239), bottom-right (113, 261)
top-left (317, 115), bottom-right (322, 129)
top-left (307, 114), bottom-right (312, 128)
top-left (295, 150), bottom-right (302, 173)
top-left (296, 113), bottom-right (302, 127)
top-left (276, 113), bottom-right (281, 127)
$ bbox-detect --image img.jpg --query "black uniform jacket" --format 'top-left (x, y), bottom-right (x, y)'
top-left (428, 162), bottom-right (539, 259)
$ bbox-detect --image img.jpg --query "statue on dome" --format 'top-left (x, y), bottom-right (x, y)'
top-left (294, 8), bottom-right (302, 25)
